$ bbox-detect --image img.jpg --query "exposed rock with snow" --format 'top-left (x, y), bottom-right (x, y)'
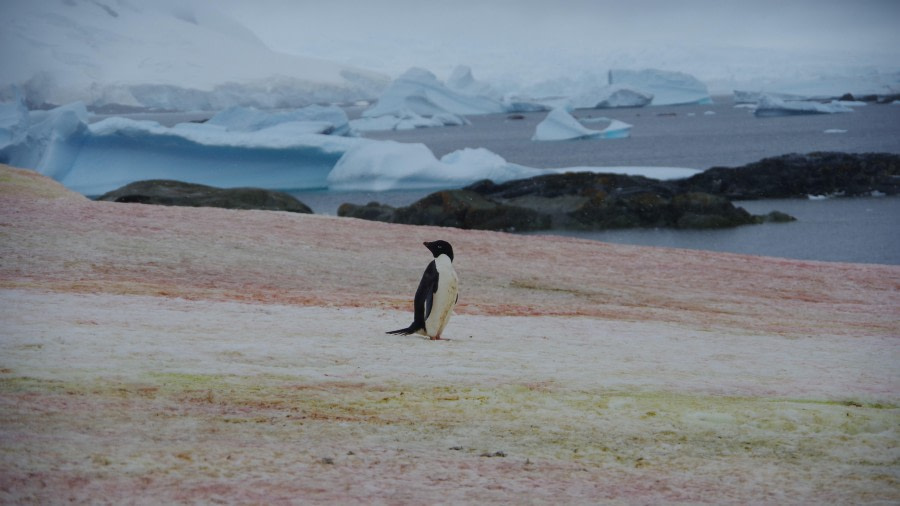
top-left (0, 1), bottom-right (388, 111)
top-left (96, 180), bottom-right (313, 213)
top-left (608, 69), bottom-right (712, 106)
top-left (681, 152), bottom-right (900, 199)
top-left (532, 108), bottom-right (632, 141)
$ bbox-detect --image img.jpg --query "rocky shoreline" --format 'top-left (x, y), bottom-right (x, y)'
top-left (339, 152), bottom-right (898, 231)
top-left (97, 152), bottom-right (899, 232)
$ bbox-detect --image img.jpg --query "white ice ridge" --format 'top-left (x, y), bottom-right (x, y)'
top-left (0, 0), bottom-right (389, 110)
top-left (569, 85), bottom-right (654, 109)
top-left (1, 100), bottom-right (695, 194)
top-left (753, 95), bottom-right (853, 117)
top-left (532, 108), bottom-right (632, 141)
top-left (363, 67), bottom-right (506, 119)
top-left (608, 69), bottom-right (713, 106)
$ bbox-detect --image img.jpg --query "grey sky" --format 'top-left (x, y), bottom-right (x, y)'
top-left (222, 0), bottom-right (900, 83)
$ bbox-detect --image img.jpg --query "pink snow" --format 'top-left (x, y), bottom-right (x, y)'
top-left (1, 165), bottom-right (898, 504)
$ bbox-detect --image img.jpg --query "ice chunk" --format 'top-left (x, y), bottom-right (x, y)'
top-left (0, 97), bottom-right (29, 148)
top-left (569, 85), bottom-right (653, 109)
top-left (363, 68), bottom-right (505, 118)
top-left (754, 95), bottom-right (853, 117)
top-left (609, 69), bottom-right (712, 106)
top-left (206, 105), bottom-right (352, 136)
top-left (327, 142), bottom-right (539, 191)
top-left (349, 109), bottom-right (468, 132)
top-left (532, 108), bottom-right (631, 141)
top-left (446, 66), bottom-right (497, 99)
top-left (0, 101), bottom-right (89, 182)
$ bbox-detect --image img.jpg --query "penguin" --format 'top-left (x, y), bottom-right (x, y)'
top-left (387, 240), bottom-right (459, 340)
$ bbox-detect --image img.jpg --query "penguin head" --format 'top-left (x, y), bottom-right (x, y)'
top-left (424, 240), bottom-right (454, 261)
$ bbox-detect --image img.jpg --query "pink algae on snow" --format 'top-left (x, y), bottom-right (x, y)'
top-left (1, 165), bottom-right (899, 504)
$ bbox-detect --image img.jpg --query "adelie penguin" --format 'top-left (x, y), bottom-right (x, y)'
top-left (387, 240), bottom-right (459, 340)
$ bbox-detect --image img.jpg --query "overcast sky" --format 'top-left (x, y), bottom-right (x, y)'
top-left (222, 0), bottom-right (900, 86)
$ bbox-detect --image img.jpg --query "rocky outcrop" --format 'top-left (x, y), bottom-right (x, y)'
top-left (338, 189), bottom-right (550, 232)
top-left (96, 180), bottom-right (313, 213)
top-left (469, 174), bottom-right (772, 230)
top-left (680, 152), bottom-right (900, 199)
top-left (340, 175), bottom-right (778, 232)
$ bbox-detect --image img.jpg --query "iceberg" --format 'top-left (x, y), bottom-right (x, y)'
top-left (753, 95), bottom-right (853, 117)
top-left (446, 66), bottom-right (498, 99)
top-left (0, 1), bottom-right (388, 111)
top-left (608, 69), bottom-right (712, 106)
top-left (569, 85), bottom-right (653, 109)
top-left (327, 142), bottom-right (540, 191)
top-left (0, 101), bottom-right (90, 182)
top-left (363, 68), bottom-right (506, 119)
top-left (0, 101), bottom-right (365, 195)
top-left (2, 100), bottom-right (689, 196)
top-left (532, 108), bottom-right (632, 141)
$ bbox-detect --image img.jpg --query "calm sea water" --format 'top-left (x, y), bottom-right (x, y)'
top-left (296, 99), bottom-right (900, 265)
top-left (528, 197), bottom-right (900, 265)
top-left (136, 100), bottom-right (900, 265)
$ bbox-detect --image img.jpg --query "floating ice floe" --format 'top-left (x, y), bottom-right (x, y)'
top-left (608, 69), bottom-right (712, 106)
top-left (754, 95), bottom-right (853, 117)
top-left (206, 105), bottom-right (353, 136)
top-left (532, 108), bottom-right (632, 141)
top-left (350, 109), bottom-right (468, 132)
top-left (824, 129), bottom-right (848, 134)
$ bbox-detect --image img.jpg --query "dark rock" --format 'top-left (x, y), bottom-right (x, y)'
top-left (339, 189), bottom-right (550, 232)
top-left (337, 201), bottom-right (395, 222)
top-left (679, 152), bottom-right (900, 199)
top-left (759, 211), bottom-right (797, 223)
top-left (570, 189), bottom-right (757, 229)
top-left (96, 180), bottom-right (313, 213)
top-left (469, 172), bottom-right (763, 230)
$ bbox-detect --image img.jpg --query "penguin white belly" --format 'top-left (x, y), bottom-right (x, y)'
top-left (423, 254), bottom-right (458, 338)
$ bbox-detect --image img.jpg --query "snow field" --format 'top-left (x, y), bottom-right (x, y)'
top-left (1, 166), bottom-right (898, 502)
top-left (1, 290), bottom-right (898, 503)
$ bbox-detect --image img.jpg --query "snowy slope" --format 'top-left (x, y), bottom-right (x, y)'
top-left (0, 0), bottom-right (389, 110)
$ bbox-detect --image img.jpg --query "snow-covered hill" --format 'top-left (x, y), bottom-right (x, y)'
top-left (0, 0), bottom-right (389, 111)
